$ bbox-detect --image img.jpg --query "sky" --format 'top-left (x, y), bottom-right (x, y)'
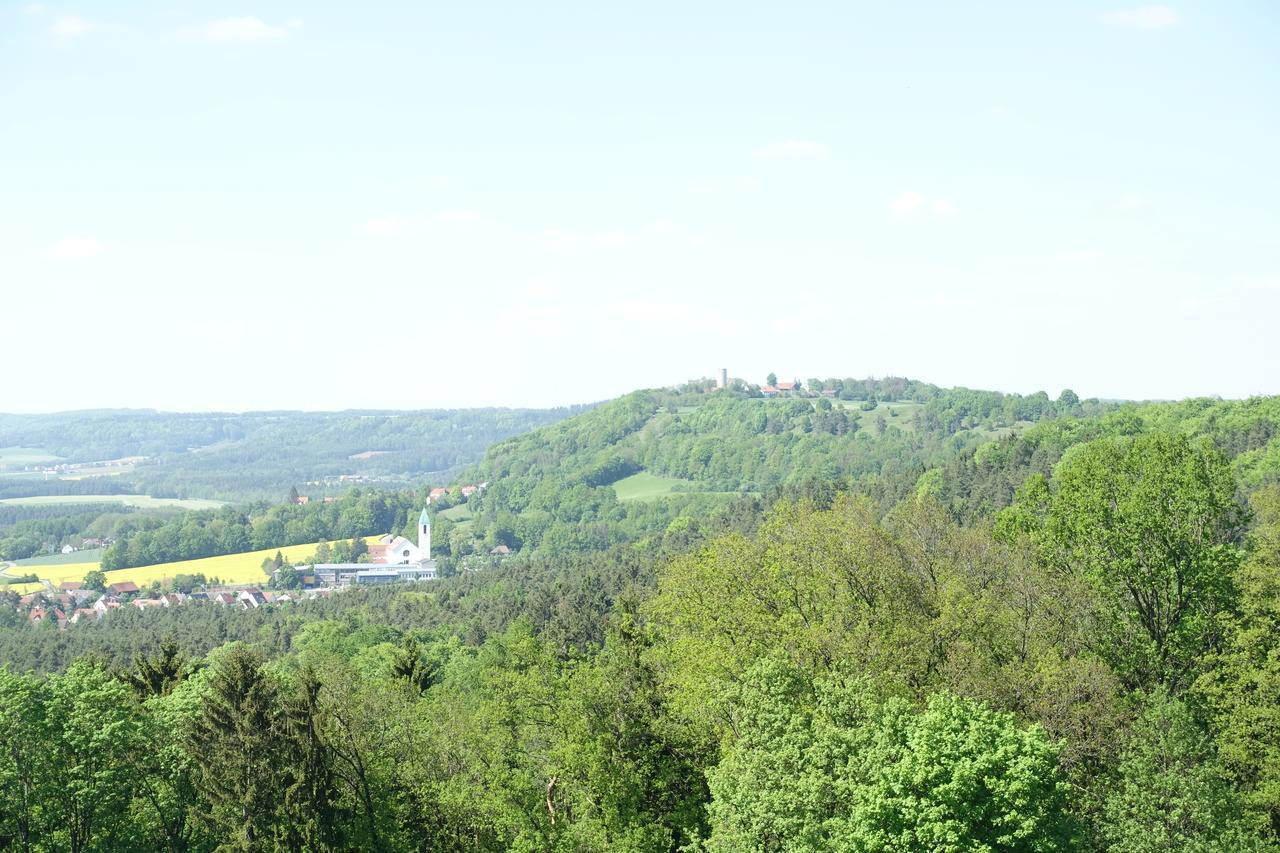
top-left (2, 1), bottom-right (1278, 413)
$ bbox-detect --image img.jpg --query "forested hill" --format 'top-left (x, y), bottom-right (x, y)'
top-left (0, 407), bottom-right (583, 501)
top-left (452, 380), bottom-right (1280, 558)
top-left (450, 378), bottom-right (1114, 556)
top-left (6, 384), bottom-right (1280, 849)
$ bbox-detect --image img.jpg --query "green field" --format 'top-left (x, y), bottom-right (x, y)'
top-left (439, 504), bottom-right (473, 521)
top-left (612, 471), bottom-right (693, 501)
top-left (0, 494), bottom-right (224, 510)
top-left (438, 502), bottom-right (475, 533)
top-left (13, 548), bottom-right (105, 567)
top-left (0, 447), bottom-right (61, 466)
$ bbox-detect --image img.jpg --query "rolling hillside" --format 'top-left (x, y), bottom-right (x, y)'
top-left (0, 406), bottom-right (585, 502)
top-left (444, 380), bottom-right (1280, 558)
top-left (447, 379), bottom-right (1110, 556)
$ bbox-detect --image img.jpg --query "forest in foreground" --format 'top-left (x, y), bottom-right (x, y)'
top-left (2, 385), bottom-right (1280, 851)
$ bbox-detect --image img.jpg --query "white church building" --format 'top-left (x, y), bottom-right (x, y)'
top-left (309, 508), bottom-right (438, 587)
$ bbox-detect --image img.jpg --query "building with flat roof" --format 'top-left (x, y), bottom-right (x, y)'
top-left (306, 508), bottom-right (438, 587)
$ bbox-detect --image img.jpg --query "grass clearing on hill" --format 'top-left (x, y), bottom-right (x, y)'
top-left (612, 471), bottom-right (693, 501)
top-left (0, 494), bottom-right (224, 510)
top-left (439, 504), bottom-right (473, 521)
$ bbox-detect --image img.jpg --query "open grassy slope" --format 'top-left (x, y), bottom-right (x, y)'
top-left (612, 471), bottom-right (692, 501)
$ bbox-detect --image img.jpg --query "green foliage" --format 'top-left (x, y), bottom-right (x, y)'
top-left (100, 488), bottom-right (416, 570)
top-left (1099, 690), bottom-right (1265, 851)
top-left (0, 388), bottom-right (1278, 851)
top-left (459, 383), bottom-right (1083, 559)
top-left (1195, 484), bottom-right (1280, 837)
top-left (705, 659), bottom-right (1077, 852)
top-left (274, 563), bottom-right (301, 589)
top-left (190, 644), bottom-right (291, 848)
top-left (1040, 433), bottom-right (1245, 689)
top-left (124, 637), bottom-right (192, 699)
top-left (45, 659), bottom-right (144, 852)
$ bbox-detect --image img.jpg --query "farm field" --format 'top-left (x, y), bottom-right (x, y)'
top-left (0, 494), bottom-right (224, 510)
top-left (0, 447), bottom-right (61, 466)
top-left (612, 471), bottom-right (693, 501)
top-left (14, 548), bottom-right (105, 567)
top-left (1, 536), bottom-right (383, 595)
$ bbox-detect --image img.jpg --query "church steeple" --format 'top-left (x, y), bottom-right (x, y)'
top-left (418, 508), bottom-right (431, 560)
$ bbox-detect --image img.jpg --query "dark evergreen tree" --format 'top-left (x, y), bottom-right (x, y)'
top-left (125, 637), bottom-right (191, 699)
top-left (190, 645), bottom-right (286, 850)
top-left (280, 667), bottom-right (345, 852)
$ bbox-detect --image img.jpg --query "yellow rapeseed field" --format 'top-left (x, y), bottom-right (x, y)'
top-left (4, 536), bottom-right (383, 594)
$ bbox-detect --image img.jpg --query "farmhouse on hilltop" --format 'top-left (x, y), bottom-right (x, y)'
top-left (309, 508), bottom-right (438, 587)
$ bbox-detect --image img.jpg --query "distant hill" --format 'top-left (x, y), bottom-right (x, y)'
top-left (444, 378), bottom-right (1280, 559)
top-left (0, 407), bottom-right (586, 502)
top-left (447, 378), bottom-right (1118, 557)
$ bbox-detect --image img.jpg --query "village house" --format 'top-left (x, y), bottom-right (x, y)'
top-left (94, 595), bottom-right (123, 615)
top-left (70, 608), bottom-right (99, 625)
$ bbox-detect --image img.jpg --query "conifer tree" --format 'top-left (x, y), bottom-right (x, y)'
top-left (190, 645), bottom-right (286, 850)
top-left (125, 638), bottom-right (191, 700)
top-left (280, 666), bottom-right (345, 851)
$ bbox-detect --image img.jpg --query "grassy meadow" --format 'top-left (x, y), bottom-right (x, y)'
top-left (14, 549), bottom-right (106, 567)
top-left (612, 471), bottom-right (693, 501)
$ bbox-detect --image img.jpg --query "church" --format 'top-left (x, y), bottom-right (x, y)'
top-left (309, 508), bottom-right (438, 587)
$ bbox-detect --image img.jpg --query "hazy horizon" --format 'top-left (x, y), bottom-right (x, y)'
top-left (0, 373), bottom-right (1241, 418)
top-left (4, 2), bottom-right (1277, 411)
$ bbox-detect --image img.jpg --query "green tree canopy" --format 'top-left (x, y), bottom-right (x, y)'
top-left (705, 659), bottom-right (1077, 852)
top-left (1039, 433), bottom-right (1246, 689)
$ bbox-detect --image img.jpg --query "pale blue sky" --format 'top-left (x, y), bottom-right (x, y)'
top-left (2, 2), bottom-right (1277, 411)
